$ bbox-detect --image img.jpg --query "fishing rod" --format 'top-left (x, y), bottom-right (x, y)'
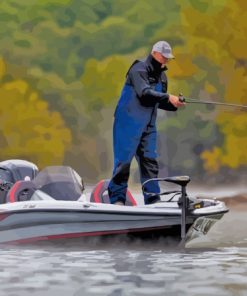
top-left (178, 94), bottom-right (247, 110)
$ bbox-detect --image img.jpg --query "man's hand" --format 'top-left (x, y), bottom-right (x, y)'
top-left (168, 94), bottom-right (185, 108)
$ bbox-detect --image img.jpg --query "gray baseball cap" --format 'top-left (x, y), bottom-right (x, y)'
top-left (152, 41), bottom-right (174, 59)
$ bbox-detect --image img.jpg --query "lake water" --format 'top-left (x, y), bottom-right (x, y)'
top-left (0, 209), bottom-right (247, 296)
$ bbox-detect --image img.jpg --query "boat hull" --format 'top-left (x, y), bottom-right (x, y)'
top-left (0, 201), bottom-right (227, 244)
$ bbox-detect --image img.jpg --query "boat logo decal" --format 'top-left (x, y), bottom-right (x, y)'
top-left (23, 204), bottom-right (36, 209)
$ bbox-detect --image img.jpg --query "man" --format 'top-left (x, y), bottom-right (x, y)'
top-left (108, 41), bottom-right (185, 205)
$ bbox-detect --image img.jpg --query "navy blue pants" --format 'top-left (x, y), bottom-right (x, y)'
top-left (108, 112), bottom-right (160, 204)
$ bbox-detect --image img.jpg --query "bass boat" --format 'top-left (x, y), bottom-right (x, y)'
top-left (0, 160), bottom-right (229, 245)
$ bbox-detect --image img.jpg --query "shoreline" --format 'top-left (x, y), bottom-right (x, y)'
top-left (218, 194), bottom-right (247, 211)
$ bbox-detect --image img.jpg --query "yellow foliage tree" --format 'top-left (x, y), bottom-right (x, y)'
top-left (0, 57), bottom-right (6, 81)
top-left (0, 66), bottom-right (72, 167)
top-left (81, 55), bottom-right (131, 110)
top-left (179, 0), bottom-right (247, 173)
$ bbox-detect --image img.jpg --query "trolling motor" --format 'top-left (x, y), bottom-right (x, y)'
top-left (162, 176), bottom-right (190, 244)
top-left (178, 93), bottom-right (247, 110)
top-left (142, 176), bottom-right (191, 244)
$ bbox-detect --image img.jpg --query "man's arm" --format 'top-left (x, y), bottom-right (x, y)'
top-left (129, 65), bottom-right (183, 108)
top-left (158, 100), bottom-right (178, 111)
top-left (158, 72), bottom-right (177, 111)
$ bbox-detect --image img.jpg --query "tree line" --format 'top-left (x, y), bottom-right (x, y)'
top-left (0, 0), bottom-right (246, 183)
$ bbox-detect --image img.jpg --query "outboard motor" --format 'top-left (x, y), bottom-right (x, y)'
top-left (0, 159), bottom-right (38, 204)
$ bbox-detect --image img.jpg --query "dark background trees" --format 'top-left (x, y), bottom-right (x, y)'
top-left (0, 0), bottom-right (246, 184)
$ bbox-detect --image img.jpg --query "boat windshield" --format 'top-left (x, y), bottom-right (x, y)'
top-left (32, 166), bottom-right (84, 201)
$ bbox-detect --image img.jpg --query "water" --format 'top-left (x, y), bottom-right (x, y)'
top-left (0, 210), bottom-right (247, 296)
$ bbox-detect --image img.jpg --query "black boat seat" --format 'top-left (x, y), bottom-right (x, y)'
top-left (90, 179), bottom-right (137, 206)
top-left (6, 180), bottom-right (36, 203)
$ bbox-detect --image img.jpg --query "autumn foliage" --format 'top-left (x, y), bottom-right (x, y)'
top-left (0, 59), bottom-right (71, 167)
top-left (0, 0), bottom-right (246, 181)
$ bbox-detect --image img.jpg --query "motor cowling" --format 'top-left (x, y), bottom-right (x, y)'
top-left (0, 159), bottom-right (38, 204)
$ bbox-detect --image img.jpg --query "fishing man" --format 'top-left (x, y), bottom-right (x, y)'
top-left (108, 41), bottom-right (185, 205)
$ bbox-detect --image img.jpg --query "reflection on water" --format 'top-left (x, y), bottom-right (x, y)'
top-left (0, 210), bottom-right (247, 296)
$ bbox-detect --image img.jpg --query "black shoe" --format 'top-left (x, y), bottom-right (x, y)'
top-left (145, 196), bottom-right (161, 205)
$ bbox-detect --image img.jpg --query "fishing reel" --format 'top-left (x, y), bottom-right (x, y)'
top-left (178, 93), bottom-right (185, 103)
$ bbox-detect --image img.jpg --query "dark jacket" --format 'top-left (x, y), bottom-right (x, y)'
top-left (126, 54), bottom-right (177, 111)
top-left (114, 54), bottom-right (176, 133)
